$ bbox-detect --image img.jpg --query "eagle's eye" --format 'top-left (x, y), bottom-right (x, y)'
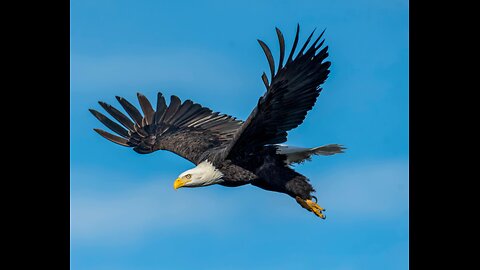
top-left (185, 174), bottom-right (191, 179)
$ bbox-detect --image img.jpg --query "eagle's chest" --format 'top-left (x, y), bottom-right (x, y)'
top-left (217, 162), bottom-right (258, 184)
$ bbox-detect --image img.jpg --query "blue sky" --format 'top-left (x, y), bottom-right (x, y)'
top-left (71, 0), bottom-right (409, 269)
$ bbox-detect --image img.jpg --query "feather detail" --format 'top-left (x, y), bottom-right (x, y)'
top-left (91, 92), bottom-right (243, 164)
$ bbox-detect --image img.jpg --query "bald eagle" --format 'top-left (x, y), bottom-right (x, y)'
top-left (89, 25), bottom-right (345, 219)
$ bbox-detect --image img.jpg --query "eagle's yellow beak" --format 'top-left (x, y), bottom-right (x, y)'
top-left (173, 178), bottom-right (191, 190)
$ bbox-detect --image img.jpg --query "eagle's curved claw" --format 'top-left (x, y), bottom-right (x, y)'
top-left (295, 196), bottom-right (326, 219)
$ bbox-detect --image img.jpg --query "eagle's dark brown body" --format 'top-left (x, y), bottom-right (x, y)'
top-left (216, 146), bottom-right (315, 200)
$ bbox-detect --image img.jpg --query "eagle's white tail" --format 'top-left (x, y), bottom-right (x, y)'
top-left (276, 144), bottom-right (346, 165)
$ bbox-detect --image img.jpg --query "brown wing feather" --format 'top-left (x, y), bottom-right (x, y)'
top-left (224, 25), bottom-right (331, 158)
top-left (91, 92), bottom-right (243, 164)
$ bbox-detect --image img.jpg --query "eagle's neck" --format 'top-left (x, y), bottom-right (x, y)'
top-left (196, 160), bottom-right (224, 186)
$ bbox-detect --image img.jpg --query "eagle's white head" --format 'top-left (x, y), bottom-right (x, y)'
top-left (173, 160), bottom-right (224, 189)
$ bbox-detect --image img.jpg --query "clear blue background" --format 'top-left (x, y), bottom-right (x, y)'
top-left (71, 0), bottom-right (409, 269)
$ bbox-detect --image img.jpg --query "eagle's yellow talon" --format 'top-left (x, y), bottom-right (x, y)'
top-left (296, 196), bottom-right (326, 219)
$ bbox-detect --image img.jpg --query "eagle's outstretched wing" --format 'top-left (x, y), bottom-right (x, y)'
top-left (224, 25), bottom-right (331, 159)
top-left (90, 92), bottom-right (243, 164)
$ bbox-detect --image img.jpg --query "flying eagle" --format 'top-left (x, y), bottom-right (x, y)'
top-left (89, 25), bottom-right (345, 219)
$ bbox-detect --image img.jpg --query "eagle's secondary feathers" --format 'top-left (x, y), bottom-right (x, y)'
top-left (90, 25), bottom-right (345, 219)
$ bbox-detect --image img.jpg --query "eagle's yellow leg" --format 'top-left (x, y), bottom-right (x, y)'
top-left (295, 196), bottom-right (326, 219)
